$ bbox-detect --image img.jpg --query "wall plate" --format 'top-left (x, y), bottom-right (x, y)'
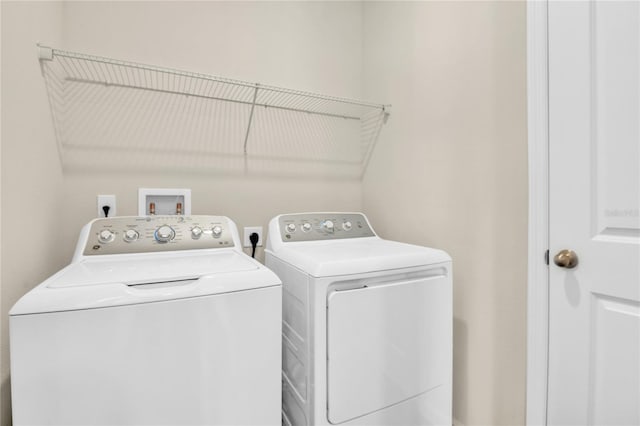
top-left (138, 188), bottom-right (191, 216)
top-left (243, 226), bottom-right (263, 247)
top-left (97, 194), bottom-right (116, 218)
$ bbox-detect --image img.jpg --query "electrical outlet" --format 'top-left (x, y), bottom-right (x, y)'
top-left (97, 195), bottom-right (116, 218)
top-left (243, 226), bottom-right (263, 248)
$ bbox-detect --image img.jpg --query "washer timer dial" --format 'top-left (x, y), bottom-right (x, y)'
top-left (322, 220), bottom-right (335, 233)
top-left (154, 225), bottom-right (175, 243)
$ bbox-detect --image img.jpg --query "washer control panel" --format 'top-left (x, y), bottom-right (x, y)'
top-left (278, 213), bottom-right (375, 242)
top-left (83, 215), bottom-right (234, 256)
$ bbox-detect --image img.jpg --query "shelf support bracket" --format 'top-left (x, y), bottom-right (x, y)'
top-left (37, 44), bottom-right (53, 61)
top-left (243, 84), bottom-right (259, 155)
top-left (361, 108), bottom-right (389, 178)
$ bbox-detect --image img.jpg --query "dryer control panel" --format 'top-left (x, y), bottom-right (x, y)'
top-left (82, 215), bottom-right (235, 256)
top-left (278, 213), bottom-right (375, 242)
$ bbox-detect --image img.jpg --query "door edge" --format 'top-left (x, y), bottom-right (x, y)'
top-left (527, 1), bottom-right (550, 425)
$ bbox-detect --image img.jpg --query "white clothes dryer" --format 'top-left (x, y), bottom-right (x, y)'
top-left (10, 215), bottom-right (282, 426)
top-left (266, 212), bottom-right (452, 426)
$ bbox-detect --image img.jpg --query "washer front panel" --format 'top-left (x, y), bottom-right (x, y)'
top-left (10, 285), bottom-right (282, 425)
top-left (82, 215), bottom-right (234, 256)
top-left (278, 213), bottom-right (375, 242)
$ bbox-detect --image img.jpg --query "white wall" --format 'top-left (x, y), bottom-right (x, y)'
top-left (362, 2), bottom-right (528, 425)
top-left (1, 3), bottom-right (363, 425)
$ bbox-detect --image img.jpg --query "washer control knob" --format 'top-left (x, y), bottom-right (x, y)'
top-left (212, 225), bottom-right (223, 238)
top-left (286, 223), bottom-right (296, 233)
top-left (302, 222), bottom-right (312, 232)
top-left (342, 221), bottom-right (352, 231)
top-left (322, 220), bottom-right (335, 233)
top-left (155, 225), bottom-right (175, 243)
top-left (98, 229), bottom-right (115, 244)
top-left (123, 229), bottom-right (139, 242)
top-left (191, 226), bottom-right (203, 239)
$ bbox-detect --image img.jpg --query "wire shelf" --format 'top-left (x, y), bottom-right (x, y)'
top-left (38, 45), bottom-right (389, 178)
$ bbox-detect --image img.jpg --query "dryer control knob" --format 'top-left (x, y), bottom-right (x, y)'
top-left (286, 223), bottom-right (296, 233)
top-left (302, 222), bottom-right (312, 232)
top-left (322, 220), bottom-right (335, 233)
top-left (342, 221), bottom-right (352, 231)
top-left (155, 225), bottom-right (175, 243)
top-left (123, 229), bottom-right (139, 242)
top-left (191, 226), bottom-right (203, 239)
top-left (212, 225), bottom-right (223, 238)
top-left (98, 229), bottom-right (115, 244)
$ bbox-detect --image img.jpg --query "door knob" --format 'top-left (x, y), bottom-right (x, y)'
top-left (553, 249), bottom-right (579, 269)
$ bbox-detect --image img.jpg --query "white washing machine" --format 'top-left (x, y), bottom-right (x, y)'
top-left (10, 215), bottom-right (282, 426)
top-left (265, 212), bottom-right (452, 426)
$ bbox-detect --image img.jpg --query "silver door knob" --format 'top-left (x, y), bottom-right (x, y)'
top-left (553, 249), bottom-right (578, 269)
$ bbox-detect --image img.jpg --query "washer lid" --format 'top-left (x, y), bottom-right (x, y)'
top-left (10, 250), bottom-right (281, 315)
top-left (48, 250), bottom-right (257, 288)
top-left (268, 238), bottom-right (451, 277)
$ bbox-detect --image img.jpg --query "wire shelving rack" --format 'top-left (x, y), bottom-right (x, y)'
top-left (38, 45), bottom-right (389, 178)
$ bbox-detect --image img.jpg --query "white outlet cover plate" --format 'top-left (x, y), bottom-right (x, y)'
top-left (243, 226), bottom-right (263, 247)
top-left (97, 195), bottom-right (116, 218)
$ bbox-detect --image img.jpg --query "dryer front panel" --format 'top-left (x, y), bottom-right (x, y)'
top-left (326, 273), bottom-right (451, 424)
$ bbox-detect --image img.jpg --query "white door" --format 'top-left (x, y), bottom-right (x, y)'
top-left (548, 2), bottom-right (640, 425)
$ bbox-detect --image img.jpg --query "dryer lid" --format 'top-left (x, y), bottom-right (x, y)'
top-left (268, 238), bottom-right (450, 277)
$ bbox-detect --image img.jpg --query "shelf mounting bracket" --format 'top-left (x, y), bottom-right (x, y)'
top-left (243, 84), bottom-right (259, 155)
top-left (37, 44), bottom-right (53, 61)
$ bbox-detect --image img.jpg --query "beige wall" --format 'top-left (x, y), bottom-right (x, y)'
top-left (1, 2), bottom-right (65, 423)
top-left (52, 0), bottom-right (370, 181)
top-left (1, 2), bottom-right (528, 425)
top-left (1, 2), bottom-right (363, 425)
top-left (55, 0), bottom-right (365, 258)
top-left (362, 2), bottom-right (528, 425)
